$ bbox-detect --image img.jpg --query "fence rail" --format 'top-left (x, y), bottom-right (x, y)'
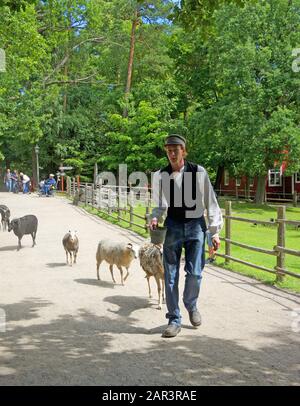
top-left (67, 177), bottom-right (151, 232)
top-left (223, 201), bottom-right (300, 282)
top-left (66, 178), bottom-right (300, 283)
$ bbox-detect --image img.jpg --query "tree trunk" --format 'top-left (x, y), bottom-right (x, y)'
top-left (123, 10), bottom-right (139, 118)
top-left (32, 147), bottom-right (37, 190)
top-left (255, 175), bottom-right (266, 204)
top-left (214, 165), bottom-right (224, 194)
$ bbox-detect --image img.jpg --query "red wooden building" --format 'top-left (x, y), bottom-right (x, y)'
top-left (218, 167), bottom-right (300, 201)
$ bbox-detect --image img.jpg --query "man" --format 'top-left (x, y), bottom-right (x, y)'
top-left (150, 134), bottom-right (223, 338)
top-left (11, 170), bottom-right (18, 193)
top-left (4, 169), bottom-right (12, 192)
top-left (20, 172), bottom-right (30, 194)
top-left (43, 174), bottom-right (56, 196)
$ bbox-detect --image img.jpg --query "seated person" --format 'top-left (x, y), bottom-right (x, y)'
top-left (43, 174), bottom-right (57, 196)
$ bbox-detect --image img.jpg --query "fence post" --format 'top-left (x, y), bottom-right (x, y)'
top-left (225, 201), bottom-right (232, 263)
top-left (85, 184), bottom-right (88, 205)
top-left (145, 205), bottom-right (150, 233)
top-left (92, 184), bottom-right (94, 208)
top-left (293, 191), bottom-right (297, 207)
top-left (108, 189), bottom-right (112, 215)
top-left (128, 183), bottom-right (133, 227)
top-left (117, 187), bottom-right (121, 222)
top-left (275, 206), bottom-right (286, 282)
top-left (72, 178), bottom-right (76, 196)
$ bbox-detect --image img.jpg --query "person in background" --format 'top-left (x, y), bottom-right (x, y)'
top-left (11, 170), bottom-right (18, 193)
top-left (4, 169), bottom-right (12, 192)
top-left (43, 174), bottom-right (57, 196)
top-left (20, 172), bottom-right (30, 194)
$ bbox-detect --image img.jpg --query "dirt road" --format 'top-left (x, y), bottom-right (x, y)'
top-left (0, 192), bottom-right (299, 385)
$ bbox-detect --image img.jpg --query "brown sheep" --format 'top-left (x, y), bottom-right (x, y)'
top-left (139, 242), bottom-right (165, 309)
top-left (62, 231), bottom-right (79, 266)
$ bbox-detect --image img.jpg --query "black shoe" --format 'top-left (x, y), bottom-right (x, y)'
top-left (189, 310), bottom-right (202, 327)
top-left (162, 324), bottom-right (181, 338)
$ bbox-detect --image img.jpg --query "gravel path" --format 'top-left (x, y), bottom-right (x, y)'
top-left (0, 192), bottom-right (299, 386)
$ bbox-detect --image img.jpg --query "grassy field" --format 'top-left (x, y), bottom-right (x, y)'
top-left (81, 198), bottom-right (300, 293)
top-left (216, 199), bottom-right (300, 293)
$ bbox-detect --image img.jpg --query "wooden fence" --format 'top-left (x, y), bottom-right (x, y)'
top-left (219, 201), bottom-right (300, 282)
top-left (66, 177), bottom-right (151, 233)
top-left (67, 178), bottom-right (300, 282)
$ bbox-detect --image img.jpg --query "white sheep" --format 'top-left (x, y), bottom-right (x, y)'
top-left (96, 240), bottom-right (138, 285)
top-left (139, 242), bottom-right (165, 309)
top-left (62, 231), bottom-right (79, 266)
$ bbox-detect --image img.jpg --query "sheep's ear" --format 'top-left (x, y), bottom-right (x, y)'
top-left (127, 242), bottom-right (133, 249)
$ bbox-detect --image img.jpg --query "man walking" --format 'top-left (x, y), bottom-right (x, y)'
top-left (150, 134), bottom-right (223, 338)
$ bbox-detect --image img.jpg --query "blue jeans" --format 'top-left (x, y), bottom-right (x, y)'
top-left (23, 181), bottom-right (30, 193)
top-left (43, 184), bottom-right (51, 195)
top-left (163, 216), bottom-right (207, 326)
top-left (5, 179), bottom-right (12, 192)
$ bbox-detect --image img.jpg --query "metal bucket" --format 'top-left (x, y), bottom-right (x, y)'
top-left (150, 226), bottom-right (167, 245)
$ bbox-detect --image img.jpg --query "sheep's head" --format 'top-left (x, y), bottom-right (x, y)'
top-left (127, 242), bottom-right (138, 259)
top-left (68, 230), bottom-right (77, 242)
top-left (8, 218), bottom-right (18, 232)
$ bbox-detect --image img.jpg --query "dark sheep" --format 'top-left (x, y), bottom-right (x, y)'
top-left (8, 215), bottom-right (38, 250)
top-left (0, 205), bottom-right (10, 231)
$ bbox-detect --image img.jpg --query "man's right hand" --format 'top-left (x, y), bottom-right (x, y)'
top-left (149, 217), bottom-right (158, 231)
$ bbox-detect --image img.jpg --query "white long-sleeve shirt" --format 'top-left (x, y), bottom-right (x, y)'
top-left (22, 174), bottom-right (30, 183)
top-left (151, 164), bottom-right (223, 237)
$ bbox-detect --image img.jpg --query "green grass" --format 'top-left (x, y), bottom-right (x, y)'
top-left (217, 198), bottom-right (300, 293)
top-left (82, 204), bottom-right (149, 238)
top-left (75, 197), bottom-right (300, 293)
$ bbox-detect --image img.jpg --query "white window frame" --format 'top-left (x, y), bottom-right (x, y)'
top-left (295, 173), bottom-right (300, 183)
top-left (224, 169), bottom-right (229, 186)
top-left (236, 177), bottom-right (241, 187)
top-left (268, 169), bottom-right (282, 187)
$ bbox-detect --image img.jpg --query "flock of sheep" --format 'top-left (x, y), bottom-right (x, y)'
top-left (0, 203), bottom-right (165, 309)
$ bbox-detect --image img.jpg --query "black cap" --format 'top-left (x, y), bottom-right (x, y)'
top-left (164, 134), bottom-right (186, 147)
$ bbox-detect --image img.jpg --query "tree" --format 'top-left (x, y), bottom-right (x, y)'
top-left (173, 0), bottom-right (300, 203)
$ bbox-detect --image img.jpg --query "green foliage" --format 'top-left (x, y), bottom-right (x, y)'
top-left (176, 0), bottom-right (300, 181)
top-left (0, 0), bottom-right (299, 190)
top-left (100, 101), bottom-right (168, 173)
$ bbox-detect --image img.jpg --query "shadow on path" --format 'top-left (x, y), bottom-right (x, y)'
top-left (0, 245), bottom-right (18, 252)
top-left (74, 278), bottom-right (115, 289)
top-left (46, 263), bottom-right (67, 268)
top-left (0, 298), bottom-right (299, 385)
